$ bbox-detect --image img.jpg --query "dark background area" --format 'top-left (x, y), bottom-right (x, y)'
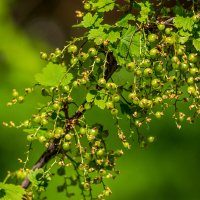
top-left (0, 0), bottom-right (200, 199)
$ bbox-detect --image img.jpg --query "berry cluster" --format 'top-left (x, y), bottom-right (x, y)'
top-left (3, 0), bottom-right (200, 199)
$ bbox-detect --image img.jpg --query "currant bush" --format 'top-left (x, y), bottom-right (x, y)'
top-left (2, 0), bottom-right (200, 200)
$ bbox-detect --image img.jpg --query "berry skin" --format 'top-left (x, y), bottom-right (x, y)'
top-left (98, 78), bottom-right (106, 87)
top-left (112, 94), bottom-right (120, 102)
top-left (180, 63), bottom-right (189, 72)
top-left (84, 103), bottom-right (91, 110)
top-left (111, 108), bottom-right (118, 115)
top-left (70, 57), bottom-right (79, 65)
top-left (89, 128), bottom-right (98, 136)
top-left (79, 52), bottom-right (88, 62)
top-left (142, 59), bottom-right (151, 67)
top-left (88, 48), bottom-right (97, 57)
top-left (155, 111), bottom-right (163, 119)
top-left (143, 68), bottom-right (153, 78)
top-left (68, 45), bottom-right (78, 54)
top-left (157, 23), bottom-right (165, 31)
top-left (126, 62), bottom-right (136, 71)
top-left (151, 79), bottom-right (161, 88)
top-left (52, 103), bottom-right (60, 111)
top-left (148, 34), bottom-right (158, 43)
top-left (149, 48), bottom-right (159, 58)
top-left (165, 27), bottom-right (172, 35)
top-left (12, 89), bottom-right (19, 98)
top-left (80, 127), bottom-right (86, 135)
top-left (165, 37), bottom-right (174, 45)
top-left (187, 77), bottom-right (194, 85)
top-left (62, 142), bottom-right (70, 151)
top-left (40, 52), bottom-right (48, 60)
top-left (106, 101), bottom-right (114, 109)
top-left (188, 53), bottom-right (198, 63)
top-left (147, 136), bottom-right (155, 143)
top-left (84, 3), bottom-right (91, 10)
top-left (187, 86), bottom-right (196, 95)
top-left (18, 96), bottom-right (24, 103)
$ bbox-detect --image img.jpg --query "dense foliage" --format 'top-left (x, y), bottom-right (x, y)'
top-left (1, 0), bottom-right (200, 199)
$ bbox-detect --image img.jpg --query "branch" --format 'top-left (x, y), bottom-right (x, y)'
top-left (21, 52), bottom-right (118, 189)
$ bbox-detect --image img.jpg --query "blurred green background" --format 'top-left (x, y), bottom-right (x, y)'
top-left (0, 1), bottom-right (200, 199)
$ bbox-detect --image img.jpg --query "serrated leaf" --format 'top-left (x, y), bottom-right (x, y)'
top-left (82, 13), bottom-right (103, 28)
top-left (27, 169), bottom-right (44, 187)
top-left (0, 182), bottom-right (25, 200)
top-left (88, 27), bottom-right (107, 45)
top-left (137, 1), bottom-right (151, 23)
top-left (107, 31), bottom-right (120, 43)
top-left (91, 0), bottom-right (115, 12)
top-left (94, 99), bottom-right (106, 109)
top-left (116, 14), bottom-right (135, 27)
top-left (173, 16), bottom-right (194, 31)
top-left (193, 38), bottom-right (200, 51)
top-left (35, 63), bottom-right (73, 87)
top-left (86, 90), bottom-right (97, 102)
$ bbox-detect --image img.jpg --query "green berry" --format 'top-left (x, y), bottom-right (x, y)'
top-left (62, 142), bottom-right (70, 151)
top-left (68, 45), bottom-right (78, 54)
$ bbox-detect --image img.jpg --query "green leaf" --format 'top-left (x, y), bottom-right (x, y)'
top-left (116, 14), bottom-right (135, 27)
top-left (81, 13), bottom-right (103, 28)
top-left (35, 63), bottom-right (73, 87)
top-left (86, 90), bottom-right (97, 102)
top-left (88, 27), bottom-right (107, 45)
top-left (137, 1), bottom-right (151, 23)
top-left (0, 182), bottom-right (25, 200)
top-left (193, 38), bottom-right (200, 51)
top-left (91, 0), bottom-right (115, 12)
top-left (107, 31), bottom-right (120, 43)
top-left (173, 16), bottom-right (194, 31)
top-left (27, 169), bottom-right (44, 187)
top-left (94, 99), bottom-right (106, 109)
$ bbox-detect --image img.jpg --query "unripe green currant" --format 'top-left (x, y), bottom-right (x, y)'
top-left (155, 111), bottom-right (163, 119)
top-left (151, 79), bottom-right (161, 88)
top-left (40, 52), bottom-right (48, 60)
top-left (149, 48), bottom-right (159, 58)
top-left (139, 98), bottom-right (148, 108)
top-left (180, 63), bottom-right (189, 72)
top-left (165, 27), bottom-right (173, 35)
top-left (68, 44), bottom-right (78, 54)
top-left (65, 134), bottom-right (72, 141)
top-left (171, 56), bottom-right (180, 63)
top-left (112, 94), bottom-right (120, 102)
top-left (147, 136), bottom-right (155, 143)
top-left (188, 53), bottom-right (198, 63)
top-left (84, 102), bottom-right (91, 110)
top-left (55, 127), bottom-right (65, 137)
top-left (94, 56), bottom-right (101, 63)
top-left (52, 102), bottom-right (60, 111)
top-left (126, 62), bottom-right (136, 71)
top-left (84, 3), bottom-right (91, 10)
top-left (18, 96), bottom-right (24, 103)
top-left (192, 14), bottom-right (200, 23)
top-left (189, 67), bottom-right (198, 76)
top-left (55, 48), bottom-right (61, 55)
top-left (79, 52), bottom-right (88, 62)
top-left (12, 89), bottom-right (19, 98)
top-left (98, 78), bottom-right (106, 87)
top-left (89, 128), bottom-right (98, 136)
top-left (96, 149), bottom-right (105, 157)
top-left (106, 101), bottom-right (114, 109)
top-left (63, 85), bottom-right (70, 93)
top-left (62, 142), bottom-right (70, 151)
top-left (40, 118), bottom-right (48, 126)
top-left (88, 47), bottom-right (97, 57)
top-left (33, 115), bottom-right (41, 124)
top-left (169, 76), bottom-right (177, 83)
top-left (142, 59), bottom-right (151, 67)
top-left (148, 33), bottom-right (158, 43)
top-left (157, 23), bottom-right (165, 31)
top-left (187, 77), bottom-right (194, 85)
top-left (79, 127), bottom-right (87, 135)
top-left (187, 86), bottom-right (196, 95)
top-left (143, 68), bottom-right (153, 78)
top-left (38, 136), bottom-right (46, 143)
top-left (70, 57), bottom-right (79, 65)
top-left (111, 108), bottom-right (118, 115)
top-left (154, 96), bottom-right (163, 104)
top-left (165, 36), bottom-right (174, 45)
